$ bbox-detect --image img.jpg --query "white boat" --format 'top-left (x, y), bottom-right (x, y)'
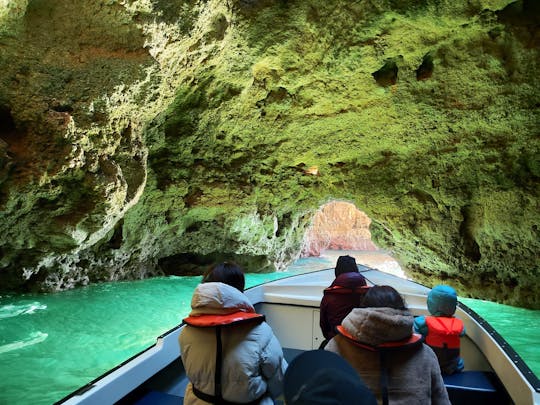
top-left (56, 266), bottom-right (540, 404)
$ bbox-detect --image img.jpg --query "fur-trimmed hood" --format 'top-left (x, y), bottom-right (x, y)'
top-left (341, 307), bottom-right (414, 346)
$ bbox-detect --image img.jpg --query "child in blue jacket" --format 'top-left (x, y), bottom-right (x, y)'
top-left (414, 285), bottom-right (465, 375)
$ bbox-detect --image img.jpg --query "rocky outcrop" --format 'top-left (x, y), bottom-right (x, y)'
top-left (301, 202), bottom-right (378, 256)
top-left (0, 0), bottom-right (538, 308)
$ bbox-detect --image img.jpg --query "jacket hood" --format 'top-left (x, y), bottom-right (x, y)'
top-left (331, 272), bottom-right (367, 289)
top-left (427, 285), bottom-right (457, 316)
top-left (189, 282), bottom-right (255, 316)
top-left (342, 307), bottom-right (414, 346)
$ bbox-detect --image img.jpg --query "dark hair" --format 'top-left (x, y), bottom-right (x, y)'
top-left (334, 255), bottom-right (358, 277)
top-left (361, 285), bottom-right (406, 310)
top-left (202, 262), bottom-right (245, 292)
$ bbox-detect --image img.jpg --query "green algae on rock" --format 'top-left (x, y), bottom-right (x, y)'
top-left (0, 0), bottom-right (538, 308)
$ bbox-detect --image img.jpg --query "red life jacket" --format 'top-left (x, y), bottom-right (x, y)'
top-left (183, 311), bottom-right (266, 405)
top-left (425, 316), bottom-right (463, 349)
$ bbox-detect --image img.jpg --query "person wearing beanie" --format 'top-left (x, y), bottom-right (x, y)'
top-left (414, 285), bottom-right (466, 375)
top-left (319, 255), bottom-right (369, 343)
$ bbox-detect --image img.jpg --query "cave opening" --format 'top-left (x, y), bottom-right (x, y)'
top-left (301, 201), bottom-right (404, 277)
top-left (301, 201), bottom-right (377, 256)
top-left (157, 201), bottom-right (403, 277)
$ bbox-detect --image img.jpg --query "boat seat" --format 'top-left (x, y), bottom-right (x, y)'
top-left (443, 371), bottom-right (511, 405)
top-left (133, 390), bottom-right (183, 405)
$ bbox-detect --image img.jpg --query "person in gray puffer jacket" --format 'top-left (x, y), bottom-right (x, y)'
top-left (325, 285), bottom-right (450, 405)
top-left (179, 262), bottom-right (287, 405)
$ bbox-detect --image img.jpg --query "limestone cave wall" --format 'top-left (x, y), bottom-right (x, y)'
top-left (0, 0), bottom-right (538, 308)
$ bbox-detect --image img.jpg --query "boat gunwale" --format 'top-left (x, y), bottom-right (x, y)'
top-left (456, 301), bottom-right (540, 393)
top-left (53, 326), bottom-right (184, 404)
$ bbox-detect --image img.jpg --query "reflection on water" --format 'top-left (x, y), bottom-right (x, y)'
top-left (0, 251), bottom-right (538, 404)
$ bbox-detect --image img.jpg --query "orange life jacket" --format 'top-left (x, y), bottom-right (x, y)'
top-left (183, 311), bottom-right (266, 405)
top-left (183, 311), bottom-right (265, 327)
top-left (425, 316), bottom-right (463, 349)
top-left (336, 325), bottom-right (423, 351)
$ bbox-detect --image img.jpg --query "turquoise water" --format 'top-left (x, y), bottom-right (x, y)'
top-left (0, 256), bottom-right (538, 405)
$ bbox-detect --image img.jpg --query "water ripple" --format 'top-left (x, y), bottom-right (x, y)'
top-left (0, 302), bottom-right (47, 319)
top-left (0, 332), bottom-right (48, 354)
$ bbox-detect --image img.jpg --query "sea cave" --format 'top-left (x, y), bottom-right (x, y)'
top-left (0, 0), bottom-right (538, 308)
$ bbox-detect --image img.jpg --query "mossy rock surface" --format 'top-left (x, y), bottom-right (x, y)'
top-left (0, 0), bottom-right (538, 308)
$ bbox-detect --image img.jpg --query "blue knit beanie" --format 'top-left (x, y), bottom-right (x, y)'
top-left (427, 285), bottom-right (458, 316)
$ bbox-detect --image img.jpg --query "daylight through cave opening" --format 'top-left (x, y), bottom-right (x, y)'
top-left (301, 201), bottom-right (378, 257)
top-left (300, 201), bottom-right (405, 278)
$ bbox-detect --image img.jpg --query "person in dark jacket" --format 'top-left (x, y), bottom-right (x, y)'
top-left (319, 255), bottom-right (368, 342)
